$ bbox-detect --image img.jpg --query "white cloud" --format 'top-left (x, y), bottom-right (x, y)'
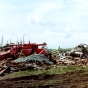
top-left (0, 0), bottom-right (88, 48)
top-left (28, 3), bottom-right (58, 24)
top-left (65, 25), bottom-right (72, 31)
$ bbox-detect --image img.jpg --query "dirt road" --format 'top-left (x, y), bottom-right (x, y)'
top-left (0, 70), bottom-right (88, 88)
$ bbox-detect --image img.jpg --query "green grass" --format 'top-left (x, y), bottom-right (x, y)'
top-left (4, 69), bottom-right (46, 78)
top-left (44, 80), bottom-right (57, 86)
top-left (46, 65), bottom-right (88, 75)
top-left (3, 65), bottom-right (88, 88)
top-left (4, 65), bottom-right (88, 79)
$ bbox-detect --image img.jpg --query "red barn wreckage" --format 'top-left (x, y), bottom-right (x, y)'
top-left (0, 40), bottom-right (88, 75)
top-left (0, 42), bottom-right (48, 60)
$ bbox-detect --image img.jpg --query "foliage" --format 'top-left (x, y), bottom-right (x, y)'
top-left (59, 48), bottom-right (73, 53)
top-left (48, 48), bottom-right (73, 54)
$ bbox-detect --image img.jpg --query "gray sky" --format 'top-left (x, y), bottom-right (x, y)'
top-left (0, 0), bottom-right (88, 49)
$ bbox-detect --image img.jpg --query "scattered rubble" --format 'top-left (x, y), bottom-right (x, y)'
top-left (0, 54), bottom-right (54, 75)
top-left (55, 44), bottom-right (88, 66)
top-left (14, 54), bottom-right (53, 65)
top-left (0, 44), bottom-right (88, 76)
top-left (68, 44), bottom-right (88, 58)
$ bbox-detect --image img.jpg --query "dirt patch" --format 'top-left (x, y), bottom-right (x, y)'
top-left (0, 70), bottom-right (88, 88)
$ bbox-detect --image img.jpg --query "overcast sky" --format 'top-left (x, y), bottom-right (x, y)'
top-left (0, 0), bottom-right (88, 49)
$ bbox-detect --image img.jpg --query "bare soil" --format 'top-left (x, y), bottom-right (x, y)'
top-left (0, 70), bottom-right (88, 88)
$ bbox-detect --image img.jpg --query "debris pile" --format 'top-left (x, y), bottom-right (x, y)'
top-left (0, 54), bottom-right (54, 76)
top-left (0, 44), bottom-right (88, 76)
top-left (55, 44), bottom-right (88, 66)
top-left (68, 44), bottom-right (88, 58)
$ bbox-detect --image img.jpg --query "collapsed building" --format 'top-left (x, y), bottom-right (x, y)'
top-left (0, 43), bottom-right (88, 76)
top-left (68, 44), bottom-right (88, 58)
top-left (0, 42), bottom-right (55, 75)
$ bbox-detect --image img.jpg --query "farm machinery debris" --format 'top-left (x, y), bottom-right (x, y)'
top-left (0, 43), bottom-right (88, 76)
top-left (0, 42), bottom-right (55, 75)
top-left (0, 42), bottom-right (49, 60)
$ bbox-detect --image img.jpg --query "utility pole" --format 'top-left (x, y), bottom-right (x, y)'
top-left (20, 39), bottom-right (22, 44)
top-left (10, 39), bottom-right (11, 44)
top-left (58, 46), bottom-right (60, 53)
top-left (0, 35), bottom-right (4, 51)
top-left (23, 35), bottom-right (24, 44)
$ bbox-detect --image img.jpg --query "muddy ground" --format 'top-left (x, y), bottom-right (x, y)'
top-left (0, 70), bottom-right (88, 88)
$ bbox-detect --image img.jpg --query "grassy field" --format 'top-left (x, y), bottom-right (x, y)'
top-left (4, 65), bottom-right (88, 78)
top-left (1, 65), bottom-right (88, 88)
